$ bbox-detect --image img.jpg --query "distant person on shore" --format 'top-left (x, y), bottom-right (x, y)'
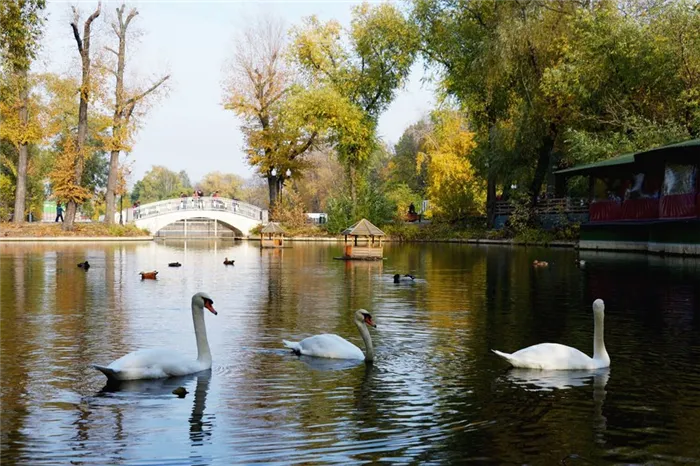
top-left (55, 203), bottom-right (64, 222)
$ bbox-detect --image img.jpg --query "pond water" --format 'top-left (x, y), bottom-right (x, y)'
top-left (1, 240), bottom-right (700, 465)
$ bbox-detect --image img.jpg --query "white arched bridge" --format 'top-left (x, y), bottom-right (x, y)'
top-left (119, 196), bottom-right (268, 237)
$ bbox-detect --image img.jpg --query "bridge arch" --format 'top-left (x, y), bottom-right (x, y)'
top-left (123, 196), bottom-right (268, 236)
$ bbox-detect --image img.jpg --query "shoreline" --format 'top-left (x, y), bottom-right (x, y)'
top-left (0, 234), bottom-right (575, 248)
top-left (0, 236), bottom-right (154, 242)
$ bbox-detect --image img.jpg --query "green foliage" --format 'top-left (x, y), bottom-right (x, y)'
top-left (0, 171), bottom-right (15, 221)
top-left (325, 177), bottom-right (393, 234)
top-left (412, 0), bottom-right (700, 207)
top-left (513, 228), bottom-right (553, 246)
top-left (291, 4), bottom-right (419, 191)
top-left (131, 165), bottom-right (191, 203)
top-left (384, 182), bottom-right (422, 221)
top-left (505, 190), bottom-right (536, 236)
top-left (0, 0), bottom-right (46, 72)
top-left (390, 118), bottom-right (430, 195)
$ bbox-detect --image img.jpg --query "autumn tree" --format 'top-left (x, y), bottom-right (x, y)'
top-left (222, 16), bottom-right (318, 209)
top-left (62, 2), bottom-right (101, 230)
top-left (103, 3), bottom-right (169, 225)
top-left (290, 4), bottom-right (419, 206)
top-left (0, 0), bottom-right (46, 223)
top-left (420, 110), bottom-right (485, 221)
top-left (197, 171), bottom-right (244, 199)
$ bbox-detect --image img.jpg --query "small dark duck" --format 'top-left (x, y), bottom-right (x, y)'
top-left (393, 274), bottom-right (415, 283)
top-left (77, 261), bottom-right (90, 270)
top-left (168, 262), bottom-right (182, 267)
top-left (172, 387), bottom-right (188, 398)
top-left (223, 258), bottom-right (235, 266)
top-left (139, 271), bottom-right (158, 280)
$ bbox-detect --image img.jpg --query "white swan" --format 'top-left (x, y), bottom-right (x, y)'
top-left (283, 309), bottom-right (376, 362)
top-left (492, 299), bottom-right (610, 370)
top-left (93, 292), bottom-right (218, 381)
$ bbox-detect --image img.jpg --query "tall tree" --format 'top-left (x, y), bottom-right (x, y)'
top-left (223, 16), bottom-right (316, 209)
top-left (63, 2), bottom-right (101, 230)
top-left (0, 0), bottom-right (46, 223)
top-left (291, 4), bottom-right (419, 207)
top-left (103, 3), bottom-right (169, 225)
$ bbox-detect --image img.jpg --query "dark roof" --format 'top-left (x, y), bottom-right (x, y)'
top-left (261, 222), bottom-right (286, 234)
top-left (555, 138), bottom-right (700, 177)
top-left (341, 218), bottom-right (385, 236)
top-left (554, 153), bottom-right (636, 176)
top-left (634, 138), bottom-right (700, 160)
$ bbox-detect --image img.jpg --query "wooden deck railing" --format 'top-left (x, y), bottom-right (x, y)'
top-left (495, 197), bottom-right (589, 216)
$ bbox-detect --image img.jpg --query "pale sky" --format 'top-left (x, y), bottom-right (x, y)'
top-left (38, 0), bottom-right (436, 186)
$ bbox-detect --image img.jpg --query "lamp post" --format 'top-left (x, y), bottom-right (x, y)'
top-left (270, 167), bottom-right (292, 203)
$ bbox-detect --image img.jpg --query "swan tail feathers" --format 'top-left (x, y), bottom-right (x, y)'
top-left (283, 340), bottom-right (302, 355)
top-left (491, 349), bottom-right (517, 366)
top-left (93, 364), bottom-right (120, 380)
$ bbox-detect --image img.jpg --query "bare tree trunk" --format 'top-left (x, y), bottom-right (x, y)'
top-left (12, 68), bottom-right (29, 223)
top-left (105, 5), bottom-right (134, 225)
top-left (64, 3), bottom-right (101, 231)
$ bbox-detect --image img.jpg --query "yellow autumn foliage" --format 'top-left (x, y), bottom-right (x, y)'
top-left (48, 137), bottom-right (91, 204)
top-left (420, 111), bottom-right (486, 220)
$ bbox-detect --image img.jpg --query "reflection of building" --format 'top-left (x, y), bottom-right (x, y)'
top-left (556, 139), bottom-right (700, 255)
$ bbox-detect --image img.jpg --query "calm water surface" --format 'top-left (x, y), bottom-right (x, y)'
top-left (1, 240), bottom-right (700, 465)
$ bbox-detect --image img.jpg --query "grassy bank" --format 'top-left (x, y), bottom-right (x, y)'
top-left (0, 222), bottom-right (151, 238)
top-left (260, 221), bottom-right (580, 246)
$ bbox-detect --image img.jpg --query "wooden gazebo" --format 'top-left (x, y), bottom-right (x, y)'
top-left (336, 218), bottom-right (385, 260)
top-left (260, 222), bottom-right (286, 248)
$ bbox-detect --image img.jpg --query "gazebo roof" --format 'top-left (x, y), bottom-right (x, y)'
top-left (341, 218), bottom-right (385, 237)
top-left (261, 222), bottom-right (286, 234)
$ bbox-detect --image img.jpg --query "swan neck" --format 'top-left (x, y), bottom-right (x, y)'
top-left (593, 311), bottom-right (608, 363)
top-left (356, 319), bottom-right (374, 362)
top-left (193, 303), bottom-right (211, 364)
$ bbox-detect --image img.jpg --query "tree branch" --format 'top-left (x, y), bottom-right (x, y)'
top-left (105, 46), bottom-right (119, 56)
top-left (289, 131), bottom-right (318, 159)
top-left (70, 6), bottom-right (83, 54)
top-left (126, 74), bottom-right (170, 107)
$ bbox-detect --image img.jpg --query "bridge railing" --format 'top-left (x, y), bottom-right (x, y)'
top-left (120, 196), bottom-right (268, 223)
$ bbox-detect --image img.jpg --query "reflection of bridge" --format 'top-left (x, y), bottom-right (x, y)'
top-left (120, 196), bottom-right (268, 236)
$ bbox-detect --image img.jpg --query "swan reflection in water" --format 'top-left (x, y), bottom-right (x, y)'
top-left (504, 368), bottom-right (610, 444)
top-left (98, 370), bottom-right (214, 447)
top-left (504, 367), bottom-right (610, 392)
top-left (296, 355), bottom-right (366, 372)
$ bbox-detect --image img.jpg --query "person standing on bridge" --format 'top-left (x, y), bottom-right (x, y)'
top-left (180, 192), bottom-right (187, 210)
